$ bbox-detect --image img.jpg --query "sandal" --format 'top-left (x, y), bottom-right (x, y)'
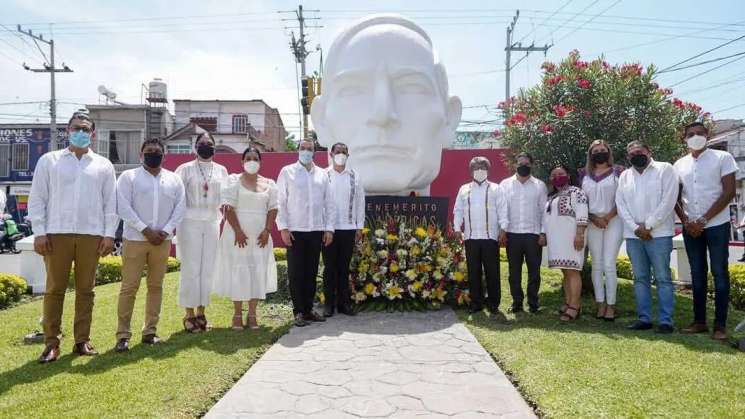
top-left (603, 305), bottom-right (616, 322)
top-left (560, 306), bottom-right (581, 322)
top-left (246, 314), bottom-right (259, 330)
top-left (557, 303), bottom-right (568, 315)
top-left (595, 303), bottom-right (607, 319)
top-left (183, 316), bottom-right (200, 333)
top-left (195, 314), bottom-right (209, 332)
top-left (231, 315), bottom-right (244, 331)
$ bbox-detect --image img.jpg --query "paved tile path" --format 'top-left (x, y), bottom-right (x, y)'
top-left (206, 309), bottom-right (535, 418)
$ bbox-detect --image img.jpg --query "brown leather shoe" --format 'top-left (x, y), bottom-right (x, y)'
top-left (681, 322), bottom-right (709, 334)
top-left (38, 345), bottom-right (60, 364)
top-left (304, 311), bottom-right (326, 322)
top-left (72, 341), bottom-right (99, 356)
top-left (712, 327), bottom-right (728, 341)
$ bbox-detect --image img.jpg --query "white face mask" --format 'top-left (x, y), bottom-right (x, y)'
top-left (299, 150), bottom-right (314, 165)
top-left (333, 153), bottom-right (348, 166)
top-left (243, 161), bottom-right (260, 174)
top-left (687, 134), bottom-right (707, 151)
top-left (473, 169), bottom-right (488, 183)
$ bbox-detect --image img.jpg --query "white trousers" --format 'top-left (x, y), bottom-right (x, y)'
top-left (176, 218), bottom-right (220, 308)
top-left (586, 216), bottom-right (623, 304)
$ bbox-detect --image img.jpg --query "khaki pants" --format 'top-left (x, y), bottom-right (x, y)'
top-left (116, 240), bottom-right (171, 340)
top-left (43, 234), bottom-right (102, 347)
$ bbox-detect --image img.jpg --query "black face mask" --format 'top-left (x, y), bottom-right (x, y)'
top-left (196, 143), bottom-right (215, 159)
top-left (591, 152), bottom-right (609, 164)
top-left (143, 152), bottom-right (163, 169)
top-left (516, 165), bottom-right (531, 177)
top-left (629, 154), bottom-right (648, 168)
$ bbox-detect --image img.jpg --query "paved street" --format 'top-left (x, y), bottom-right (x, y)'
top-left (206, 309), bottom-right (535, 419)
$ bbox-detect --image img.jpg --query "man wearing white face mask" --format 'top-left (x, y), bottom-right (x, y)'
top-left (674, 122), bottom-right (738, 341)
top-left (277, 139), bottom-right (335, 327)
top-left (322, 142), bottom-right (365, 317)
top-left (453, 156), bottom-right (508, 314)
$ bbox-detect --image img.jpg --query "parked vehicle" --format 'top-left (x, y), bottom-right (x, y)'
top-left (0, 215), bottom-right (24, 254)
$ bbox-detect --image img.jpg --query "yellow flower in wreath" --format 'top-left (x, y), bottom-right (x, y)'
top-left (405, 269), bottom-right (417, 280)
top-left (432, 287), bottom-right (447, 302)
top-left (414, 227), bottom-right (427, 239)
top-left (390, 262), bottom-right (400, 273)
top-left (364, 282), bottom-right (377, 296)
top-left (386, 286), bottom-right (403, 300)
top-left (411, 281), bottom-right (423, 292)
top-left (410, 245), bottom-right (421, 257)
top-left (453, 271), bottom-right (465, 282)
top-left (362, 227), bottom-right (370, 235)
top-left (358, 262), bottom-right (369, 274)
top-left (353, 291), bottom-right (367, 303)
top-left (386, 233), bottom-right (398, 242)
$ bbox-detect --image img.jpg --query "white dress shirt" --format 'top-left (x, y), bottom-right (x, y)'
top-left (327, 167), bottom-right (366, 230)
top-left (277, 162), bottom-right (335, 232)
top-left (616, 159), bottom-right (679, 239)
top-left (500, 175), bottom-right (548, 235)
top-left (28, 148), bottom-right (118, 237)
top-left (453, 181), bottom-right (508, 240)
top-left (116, 166), bottom-right (186, 241)
top-left (0, 188), bottom-right (6, 214)
top-left (581, 169), bottom-right (620, 215)
top-left (674, 148), bottom-right (738, 228)
top-left (174, 160), bottom-right (229, 222)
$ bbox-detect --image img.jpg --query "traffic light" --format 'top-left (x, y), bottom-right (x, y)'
top-left (301, 76), bottom-right (317, 115)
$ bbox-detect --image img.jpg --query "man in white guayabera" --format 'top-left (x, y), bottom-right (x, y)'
top-left (311, 14), bottom-right (462, 195)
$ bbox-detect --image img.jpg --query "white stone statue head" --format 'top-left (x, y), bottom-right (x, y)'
top-left (312, 14), bottom-right (462, 195)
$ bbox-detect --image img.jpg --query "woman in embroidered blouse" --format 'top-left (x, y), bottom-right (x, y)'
top-left (214, 147), bottom-right (278, 330)
top-left (542, 165), bottom-right (589, 321)
top-left (581, 140), bottom-right (624, 321)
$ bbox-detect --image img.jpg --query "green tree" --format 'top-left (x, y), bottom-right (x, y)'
top-left (500, 50), bottom-right (710, 179)
top-left (284, 133), bottom-right (298, 151)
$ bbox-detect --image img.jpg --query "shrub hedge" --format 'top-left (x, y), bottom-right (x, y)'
top-left (273, 247), bottom-right (287, 261)
top-left (266, 261), bottom-right (290, 303)
top-left (724, 264), bottom-right (745, 311)
top-left (68, 256), bottom-right (181, 288)
top-left (0, 273), bottom-right (28, 309)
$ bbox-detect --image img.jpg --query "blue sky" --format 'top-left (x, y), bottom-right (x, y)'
top-left (1, 0), bottom-right (744, 140)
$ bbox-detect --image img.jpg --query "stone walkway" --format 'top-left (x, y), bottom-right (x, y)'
top-left (206, 309), bottom-right (535, 418)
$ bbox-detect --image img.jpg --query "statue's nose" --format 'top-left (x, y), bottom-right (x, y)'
top-left (367, 72), bottom-right (401, 132)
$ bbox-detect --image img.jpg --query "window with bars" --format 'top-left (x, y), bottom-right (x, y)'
top-left (167, 144), bottom-right (192, 154)
top-left (0, 144), bottom-right (9, 177)
top-left (11, 143), bottom-right (29, 171)
top-left (232, 114), bottom-right (248, 134)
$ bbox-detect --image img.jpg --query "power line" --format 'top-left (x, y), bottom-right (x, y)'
top-left (669, 53), bottom-right (745, 87)
top-left (537, 0), bottom-right (601, 44)
top-left (554, 0), bottom-right (622, 43)
top-left (677, 74), bottom-right (745, 96)
top-left (712, 102), bottom-right (745, 114)
top-left (658, 51), bottom-right (745, 74)
top-left (515, 0), bottom-right (574, 44)
top-left (659, 33), bottom-right (745, 73)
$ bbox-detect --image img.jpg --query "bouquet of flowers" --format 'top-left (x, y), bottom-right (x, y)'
top-left (350, 219), bottom-right (470, 311)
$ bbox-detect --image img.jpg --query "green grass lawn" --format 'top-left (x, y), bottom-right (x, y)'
top-left (460, 262), bottom-right (745, 419)
top-left (0, 273), bottom-right (293, 418)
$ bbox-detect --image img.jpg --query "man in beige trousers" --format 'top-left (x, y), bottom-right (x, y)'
top-left (114, 138), bottom-right (185, 352)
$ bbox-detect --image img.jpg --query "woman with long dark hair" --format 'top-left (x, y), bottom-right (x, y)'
top-left (543, 165), bottom-right (589, 321)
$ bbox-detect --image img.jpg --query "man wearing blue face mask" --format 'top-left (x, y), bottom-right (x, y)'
top-left (276, 139), bottom-right (335, 327)
top-left (28, 111), bottom-right (118, 363)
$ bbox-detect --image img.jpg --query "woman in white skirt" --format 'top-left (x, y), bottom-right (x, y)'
top-left (215, 146), bottom-right (278, 330)
top-left (542, 165), bottom-right (589, 322)
top-left (581, 140), bottom-right (624, 321)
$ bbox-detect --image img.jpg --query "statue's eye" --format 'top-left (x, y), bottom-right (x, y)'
top-left (395, 82), bottom-right (431, 94)
top-left (337, 85), bottom-right (367, 97)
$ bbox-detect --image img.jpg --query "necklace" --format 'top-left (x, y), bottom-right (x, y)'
top-left (196, 160), bottom-right (213, 198)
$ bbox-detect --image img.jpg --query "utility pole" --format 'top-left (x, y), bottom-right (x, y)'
top-left (17, 25), bottom-right (73, 151)
top-left (282, 5), bottom-right (321, 140)
top-left (504, 10), bottom-right (551, 118)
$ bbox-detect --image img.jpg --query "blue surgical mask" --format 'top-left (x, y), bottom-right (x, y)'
top-left (69, 130), bottom-right (91, 148)
top-left (299, 150), bottom-right (314, 165)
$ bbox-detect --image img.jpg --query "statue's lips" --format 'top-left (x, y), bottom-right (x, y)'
top-left (354, 145), bottom-right (416, 160)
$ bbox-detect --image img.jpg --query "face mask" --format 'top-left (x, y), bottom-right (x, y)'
top-left (196, 143), bottom-right (215, 159)
top-left (551, 175), bottom-right (569, 188)
top-left (143, 152), bottom-right (163, 169)
top-left (299, 150), bottom-right (314, 165)
top-left (591, 152), bottom-right (609, 164)
top-left (69, 130), bottom-right (91, 148)
top-left (630, 154), bottom-right (648, 168)
top-left (473, 169), bottom-right (488, 183)
top-left (516, 165), bottom-right (531, 177)
top-left (333, 153), bottom-right (348, 166)
top-left (243, 160), bottom-right (260, 174)
top-left (687, 135), bottom-right (707, 151)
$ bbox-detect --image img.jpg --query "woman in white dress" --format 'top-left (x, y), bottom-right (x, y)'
top-left (581, 140), bottom-right (624, 321)
top-left (542, 165), bottom-right (589, 322)
top-left (215, 146), bottom-right (278, 330)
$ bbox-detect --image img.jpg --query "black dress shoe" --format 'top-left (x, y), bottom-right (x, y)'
top-left (38, 344), bottom-right (60, 364)
top-left (655, 324), bottom-right (675, 334)
top-left (115, 338), bottom-right (129, 352)
top-left (626, 320), bottom-right (653, 330)
top-left (529, 305), bottom-right (541, 314)
top-left (468, 306), bottom-right (484, 314)
top-left (337, 305), bottom-right (357, 316)
top-left (304, 311), bottom-right (326, 322)
top-left (323, 305), bottom-right (334, 318)
top-left (72, 341), bottom-right (99, 356)
top-left (509, 305), bottom-right (524, 314)
top-left (142, 335), bottom-right (162, 345)
top-left (294, 313), bottom-right (309, 327)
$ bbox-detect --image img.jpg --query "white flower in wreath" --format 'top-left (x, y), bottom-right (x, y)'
top-left (353, 291), bottom-right (367, 302)
top-left (372, 272), bottom-right (384, 283)
top-left (379, 266), bottom-right (388, 275)
top-left (422, 289), bottom-right (431, 299)
top-left (405, 269), bottom-right (417, 280)
top-left (436, 257), bottom-right (448, 267)
top-left (396, 249), bottom-right (408, 258)
top-left (374, 229), bottom-right (386, 238)
top-left (433, 270), bottom-right (444, 280)
top-left (377, 250), bottom-right (389, 259)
